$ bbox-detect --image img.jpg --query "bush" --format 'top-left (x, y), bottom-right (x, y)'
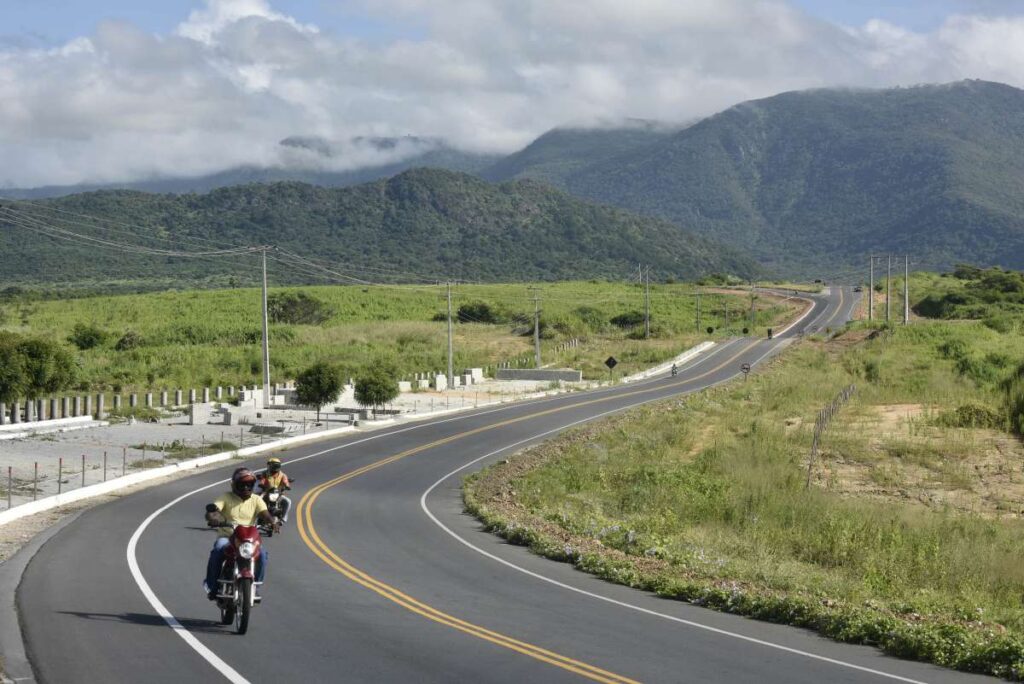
top-left (67, 323), bottom-right (108, 350)
top-left (936, 403), bottom-right (1004, 429)
top-left (267, 291), bottom-right (333, 325)
top-left (115, 330), bottom-right (144, 351)
top-left (610, 311), bottom-right (645, 329)
top-left (457, 302), bottom-right (504, 324)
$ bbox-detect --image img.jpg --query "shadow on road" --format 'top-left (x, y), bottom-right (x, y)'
top-left (56, 610), bottom-right (224, 633)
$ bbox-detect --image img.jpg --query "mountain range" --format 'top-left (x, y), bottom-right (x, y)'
top-left (4, 79), bottom-right (1024, 279)
top-left (0, 170), bottom-right (758, 290)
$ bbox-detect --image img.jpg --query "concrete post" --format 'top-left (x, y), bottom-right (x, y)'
top-left (49, 398), bottom-right (58, 421)
top-left (113, 395), bottom-right (122, 411)
top-left (188, 389), bottom-right (197, 404)
top-left (61, 397), bottom-right (70, 418)
top-left (73, 396), bottom-right (82, 417)
top-left (129, 393), bottom-right (138, 408)
top-left (202, 387), bottom-right (210, 403)
top-left (84, 395), bottom-right (93, 418)
top-left (228, 386), bottom-right (235, 397)
top-left (160, 390), bottom-right (168, 407)
top-left (95, 394), bottom-right (105, 419)
top-left (11, 401), bottom-right (21, 423)
top-left (0, 402), bottom-right (6, 425)
top-left (174, 389), bottom-right (183, 406)
top-left (36, 399), bottom-right (46, 421)
top-left (216, 386), bottom-right (223, 400)
top-left (25, 399), bottom-right (35, 422)
top-left (145, 392), bottom-right (153, 408)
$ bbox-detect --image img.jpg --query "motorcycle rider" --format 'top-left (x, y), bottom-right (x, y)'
top-left (203, 467), bottom-right (278, 600)
top-left (257, 457), bottom-right (292, 524)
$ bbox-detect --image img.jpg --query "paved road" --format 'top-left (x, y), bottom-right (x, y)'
top-left (18, 287), bottom-right (988, 683)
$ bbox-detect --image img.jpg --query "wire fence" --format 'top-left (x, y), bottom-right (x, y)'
top-left (805, 384), bottom-right (856, 489)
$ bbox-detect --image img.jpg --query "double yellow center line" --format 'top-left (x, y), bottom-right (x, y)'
top-left (296, 338), bottom-right (762, 682)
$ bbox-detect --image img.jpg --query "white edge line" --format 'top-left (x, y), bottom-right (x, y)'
top-left (123, 341), bottom-right (744, 681)
top-left (418, 346), bottom-right (928, 684)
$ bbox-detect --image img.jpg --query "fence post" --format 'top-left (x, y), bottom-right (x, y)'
top-left (103, 451), bottom-right (107, 482)
top-left (58, 457), bottom-right (63, 494)
top-left (33, 462), bottom-right (38, 501)
top-left (122, 447), bottom-right (127, 477)
top-left (7, 466), bottom-right (11, 510)
top-left (81, 453), bottom-right (85, 488)
top-left (201, 435), bottom-right (206, 457)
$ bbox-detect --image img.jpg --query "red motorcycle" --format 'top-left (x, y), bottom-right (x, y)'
top-left (214, 524), bottom-right (267, 634)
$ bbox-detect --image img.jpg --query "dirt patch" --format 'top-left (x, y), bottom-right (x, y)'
top-left (814, 404), bottom-right (1024, 518)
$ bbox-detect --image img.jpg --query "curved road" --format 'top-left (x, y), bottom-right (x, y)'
top-left (18, 287), bottom-right (986, 683)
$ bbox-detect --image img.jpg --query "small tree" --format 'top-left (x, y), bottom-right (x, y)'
top-left (68, 322), bottom-right (108, 350)
top-left (294, 362), bottom-right (344, 422)
top-left (0, 333), bottom-right (27, 404)
top-left (354, 360), bottom-right (399, 413)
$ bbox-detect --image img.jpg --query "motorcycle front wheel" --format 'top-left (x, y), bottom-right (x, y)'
top-left (235, 577), bottom-right (252, 634)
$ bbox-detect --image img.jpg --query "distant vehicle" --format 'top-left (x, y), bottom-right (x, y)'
top-left (853, 286), bottom-right (863, 292)
top-left (813, 279), bottom-right (822, 284)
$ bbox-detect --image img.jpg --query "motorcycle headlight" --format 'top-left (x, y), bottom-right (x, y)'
top-left (238, 541), bottom-right (257, 559)
top-left (268, 493), bottom-right (280, 502)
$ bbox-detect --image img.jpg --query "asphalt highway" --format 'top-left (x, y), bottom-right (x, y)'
top-left (17, 286), bottom-right (990, 684)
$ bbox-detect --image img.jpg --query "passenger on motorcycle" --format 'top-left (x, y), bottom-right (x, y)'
top-left (203, 468), bottom-right (278, 600)
top-left (257, 457), bottom-right (292, 524)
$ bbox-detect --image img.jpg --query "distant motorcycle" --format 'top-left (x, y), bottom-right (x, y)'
top-left (210, 523), bottom-right (268, 634)
top-left (671, 363), bottom-right (678, 377)
top-left (261, 479), bottom-right (294, 532)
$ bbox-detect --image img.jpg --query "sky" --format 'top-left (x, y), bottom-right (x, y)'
top-left (2, 0), bottom-right (1024, 188)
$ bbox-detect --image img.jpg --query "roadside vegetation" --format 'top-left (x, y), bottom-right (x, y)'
top-left (0, 282), bottom-right (796, 393)
top-left (466, 266), bottom-right (1024, 679)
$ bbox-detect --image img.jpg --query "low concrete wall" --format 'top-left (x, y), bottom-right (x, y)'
top-left (495, 368), bottom-right (583, 382)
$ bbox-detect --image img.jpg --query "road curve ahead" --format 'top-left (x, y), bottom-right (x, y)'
top-left (18, 287), bottom-right (986, 684)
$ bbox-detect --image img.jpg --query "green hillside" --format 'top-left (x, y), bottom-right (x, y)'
top-left (489, 81), bottom-right (1024, 277)
top-left (0, 168), bottom-right (759, 291)
top-left (480, 123), bottom-right (675, 187)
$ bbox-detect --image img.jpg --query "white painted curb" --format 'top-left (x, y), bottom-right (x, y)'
top-left (620, 341), bottom-right (716, 383)
top-left (0, 415), bottom-right (109, 441)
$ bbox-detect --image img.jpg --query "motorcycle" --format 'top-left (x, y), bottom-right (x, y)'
top-left (261, 481), bottom-right (294, 533)
top-left (212, 523), bottom-right (268, 634)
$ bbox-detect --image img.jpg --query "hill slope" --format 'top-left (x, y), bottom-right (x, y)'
top-left (553, 81), bottom-right (1024, 275)
top-left (0, 169), bottom-right (758, 290)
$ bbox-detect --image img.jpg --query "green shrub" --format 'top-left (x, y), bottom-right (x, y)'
top-left (67, 323), bottom-right (108, 350)
top-left (610, 311), bottom-right (645, 329)
top-left (267, 291), bottom-right (333, 325)
top-left (936, 403), bottom-right (1004, 429)
top-left (115, 330), bottom-right (144, 351)
top-left (457, 302), bottom-right (505, 324)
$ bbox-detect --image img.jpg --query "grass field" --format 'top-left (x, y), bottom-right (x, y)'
top-left (466, 314), bottom-right (1024, 678)
top-left (0, 282), bottom-right (797, 392)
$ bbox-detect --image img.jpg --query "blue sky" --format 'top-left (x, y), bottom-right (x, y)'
top-left (5, 0), bottom-right (1012, 47)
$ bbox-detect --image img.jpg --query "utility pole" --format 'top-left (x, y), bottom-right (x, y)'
top-left (868, 256), bottom-right (874, 322)
top-left (260, 246), bottom-right (271, 409)
top-left (886, 254), bottom-right (892, 322)
top-left (644, 265), bottom-right (651, 339)
top-left (903, 255), bottom-right (910, 325)
top-left (749, 281), bottom-right (756, 331)
top-left (695, 289), bottom-right (702, 333)
top-left (446, 281), bottom-right (454, 388)
top-left (530, 287), bottom-right (542, 368)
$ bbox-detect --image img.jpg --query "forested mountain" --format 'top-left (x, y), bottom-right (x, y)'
top-left (479, 123), bottom-right (676, 186)
top-left (0, 169), bottom-right (759, 290)
top-left (536, 81), bottom-right (1024, 275)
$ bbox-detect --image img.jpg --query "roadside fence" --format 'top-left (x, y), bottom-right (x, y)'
top-left (805, 384), bottom-right (856, 489)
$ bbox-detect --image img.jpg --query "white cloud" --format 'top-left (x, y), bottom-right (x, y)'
top-left (0, 0), bottom-right (1023, 187)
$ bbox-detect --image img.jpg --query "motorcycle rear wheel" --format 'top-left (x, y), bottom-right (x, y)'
top-left (236, 578), bottom-right (252, 634)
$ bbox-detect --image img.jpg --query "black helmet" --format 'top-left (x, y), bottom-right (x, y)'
top-left (231, 468), bottom-right (257, 498)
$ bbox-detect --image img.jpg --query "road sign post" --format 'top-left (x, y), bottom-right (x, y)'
top-left (605, 356), bottom-right (618, 383)
top-left (741, 362), bottom-right (751, 382)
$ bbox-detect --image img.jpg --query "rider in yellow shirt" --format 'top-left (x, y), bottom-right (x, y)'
top-left (203, 468), bottom-right (277, 600)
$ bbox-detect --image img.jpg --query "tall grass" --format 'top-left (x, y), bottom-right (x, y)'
top-left (1, 282), bottom-right (794, 390)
